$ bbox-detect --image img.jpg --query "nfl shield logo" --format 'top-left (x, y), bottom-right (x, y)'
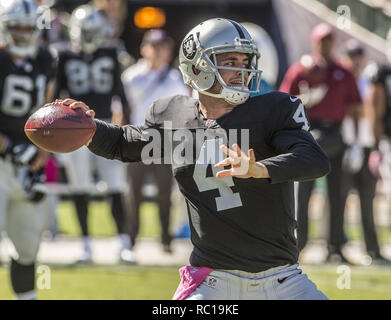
top-left (205, 119), bottom-right (217, 127)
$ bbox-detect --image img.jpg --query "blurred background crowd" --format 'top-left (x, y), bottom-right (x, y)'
top-left (2, 0), bottom-right (391, 275)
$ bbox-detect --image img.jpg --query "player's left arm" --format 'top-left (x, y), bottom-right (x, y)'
top-left (261, 96), bottom-right (330, 183)
top-left (217, 96), bottom-right (330, 181)
top-left (215, 96), bottom-right (330, 181)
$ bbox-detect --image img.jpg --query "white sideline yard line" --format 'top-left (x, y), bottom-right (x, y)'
top-left (35, 182), bottom-right (158, 197)
top-left (291, 0), bottom-right (387, 52)
top-left (1, 235), bottom-right (390, 266)
top-left (34, 183), bottom-right (105, 196)
top-left (0, 236), bottom-right (193, 266)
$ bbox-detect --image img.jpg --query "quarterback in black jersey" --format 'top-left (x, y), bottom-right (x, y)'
top-left (54, 5), bottom-right (133, 264)
top-left (65, 18), bottom-right (330, 299)
top-left (0, 0), bottom-right (56, 300)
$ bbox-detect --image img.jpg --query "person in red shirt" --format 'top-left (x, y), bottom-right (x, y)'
top-left (280, 23), bottom-right (361, 263)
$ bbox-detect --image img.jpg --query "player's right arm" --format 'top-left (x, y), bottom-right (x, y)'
top-left (63, 98), bottom-right (159, 163)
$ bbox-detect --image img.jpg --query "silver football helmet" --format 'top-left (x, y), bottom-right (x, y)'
top-left (179, 18), bottom-right (262, 105)
top-left (0, 0), bottom-right (41, 58)
top-left (69, 5), bottom-right (108, 54)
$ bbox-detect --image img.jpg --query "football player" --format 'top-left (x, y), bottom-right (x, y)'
top-left (65, 18), bottom-right (330, 299)
top-left (0, 0), bottom-right (56, 299)
top-left (53, 4), bottom-right (133, 264)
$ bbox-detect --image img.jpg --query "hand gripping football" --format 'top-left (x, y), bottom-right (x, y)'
top-left (24, 100), bottom-right (96, 153)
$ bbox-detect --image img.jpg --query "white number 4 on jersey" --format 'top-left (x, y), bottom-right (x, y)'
top-left (292, 102), bottom-right (310, 131)
top-left (193, 139), bottom-right (243, 211)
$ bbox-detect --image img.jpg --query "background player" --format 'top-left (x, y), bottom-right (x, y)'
top-left (66, 18), bottom-right (330, 299)
top-left (54, 4), bottom-right (133, 264)
top-left (0, 0), bottom-right (56, 299)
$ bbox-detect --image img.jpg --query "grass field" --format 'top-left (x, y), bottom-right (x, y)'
top-left (56, 200), bottom-right (187, 239)
top-left (1, 198), bottom-right (391, 300)
top-left (56, 200), bottom-right (166, 238)
top-left (0, 265), bottom-right (179, 300)
top-left (1, 264), bottom-right (391, 300)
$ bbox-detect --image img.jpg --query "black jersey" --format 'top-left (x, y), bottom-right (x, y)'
top-left (55, 47), bottom-right (129, 120)
top-left (88, 92), bottom-right (330, 272)
top-left (0, 47), bottom-right (56, 144)
top-left (371, 65), bottom-right (391, 137)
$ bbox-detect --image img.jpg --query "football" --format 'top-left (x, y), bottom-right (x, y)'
top-left (24, 101), bottom-right (96, 153)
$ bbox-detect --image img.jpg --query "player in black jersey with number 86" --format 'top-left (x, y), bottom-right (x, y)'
top-left (66, 18), bottom-right (330, 300)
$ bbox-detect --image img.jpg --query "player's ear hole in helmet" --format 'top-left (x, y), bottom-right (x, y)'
top-left (179, 18), bottom-right (262, 105)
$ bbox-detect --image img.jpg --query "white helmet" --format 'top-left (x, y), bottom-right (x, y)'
top-left (69, 5), bottom-right (108, 54)
top-left (0, 0), bottom-right (41, 58)
top-left (179, 18), bottom-right (262, 105)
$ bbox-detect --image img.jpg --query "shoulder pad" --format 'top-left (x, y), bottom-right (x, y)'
top-left (251, 90), bottom-right (292, 106)
top-left (148, 95), bottom-right (198, 127)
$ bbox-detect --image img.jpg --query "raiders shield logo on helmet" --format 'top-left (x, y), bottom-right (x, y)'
top-left (182, 34), bottom-right (196, 60)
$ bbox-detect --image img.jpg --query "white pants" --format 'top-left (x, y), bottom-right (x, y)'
top-left (0, 158), bottom-right (46, 265)
top-left (58, 146), bottom-right (127, 194)
top-left (186, 264), bottom-right (327, 300)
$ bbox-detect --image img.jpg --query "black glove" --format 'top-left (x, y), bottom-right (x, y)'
top-left (22, 168), bottom-right (46, 202)
top-left (5, 142), bottom-right (39, 166)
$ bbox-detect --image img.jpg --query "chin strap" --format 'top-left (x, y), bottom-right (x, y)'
top-left (199, 88), bottom-right (250, 105)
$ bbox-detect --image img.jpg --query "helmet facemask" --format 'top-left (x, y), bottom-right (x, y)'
top-left (198, 42), bottom-right (262, 104)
